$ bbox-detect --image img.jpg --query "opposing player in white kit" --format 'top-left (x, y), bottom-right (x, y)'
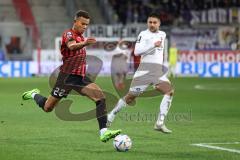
top-left (107, 13), bottom-right (174, 133)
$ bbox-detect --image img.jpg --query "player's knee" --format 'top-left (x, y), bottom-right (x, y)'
top-left (125, 98), bottom-right (133, 104)
top-left (99, 92), bottom-right (106, 99)
top-left (125, 94), bottom-right (136, 105)
top-left (95, 92), bottom-right (105, 102)
top-left (155, 85), bottom-right (161, 91)
top-left (93, 88), bottom-right (105, 100)
top-left (167, 88), bottom-right (174, 96)
top-left (156, 83), bottom-right (174, 95)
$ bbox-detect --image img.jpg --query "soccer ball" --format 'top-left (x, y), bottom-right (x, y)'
top-left (113, 134), bottom-right (132, 152)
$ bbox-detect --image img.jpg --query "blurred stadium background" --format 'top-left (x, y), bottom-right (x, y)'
top-left (0, 0), bottom-right (239, 77)
top-left (0, 0), bottom-right (240, 160)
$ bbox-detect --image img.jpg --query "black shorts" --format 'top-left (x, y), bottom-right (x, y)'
top-left (51, 72), bottom-right (92, 98)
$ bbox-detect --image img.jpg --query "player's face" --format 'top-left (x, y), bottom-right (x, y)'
top-left (147, 17), bottom-right (160, 32)
top-left (74, 17), bottom-right (90, 34)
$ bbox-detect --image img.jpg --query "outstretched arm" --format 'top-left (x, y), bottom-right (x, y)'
top-left (67, 37), bottom-right (96, 51)
top-left (134, 34), bottom-right (162, 56)
top-left (134, 35), bottom-right (155, 56)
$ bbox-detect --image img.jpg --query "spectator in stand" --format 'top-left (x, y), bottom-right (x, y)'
top-left (126, 1), bottom-right (133, 23)
top-left (6, 36), bottom-right (22, 54)
top-left (109, 0), bottom-right (240, 25)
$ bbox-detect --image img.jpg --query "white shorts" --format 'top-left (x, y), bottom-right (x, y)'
top-left (129, 63), bottom-right (170, 95)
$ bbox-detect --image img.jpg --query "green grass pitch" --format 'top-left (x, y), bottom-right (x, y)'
top-left (0, 77), bottom-right (240, 160)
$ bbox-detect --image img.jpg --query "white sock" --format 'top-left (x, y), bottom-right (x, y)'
top-left (157, 95), bottom-right (172, 125)
top-left (100, 128), bottom-right (108, 136)
top-left (31, 92), bottom-right (37, 98)
top-left (110, 98), bottom-right (127, 115)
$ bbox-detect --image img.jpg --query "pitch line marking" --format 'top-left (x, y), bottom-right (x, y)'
top-left (201, 142), bottom-right (240, 145)
top-left (194, 84), bottom-right (238, 91)
top-left (191, 142), bottom-right (240, 154)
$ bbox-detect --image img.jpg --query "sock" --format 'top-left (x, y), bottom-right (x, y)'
top-left (157, 95), bottom-right (172, 125)
top-left (100, 128), bottom-right (107, 136)
top-left (96, 99), bottom-right (107, 130)
top-left (110, 98), bottom-right (127, 115)
top-left (31, 92), bottom-right (37, 98)
top-left (33, 94), bottom-right (47, 109)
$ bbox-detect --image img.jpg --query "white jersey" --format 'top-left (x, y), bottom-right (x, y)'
top-left (129, 29), bottom-right (169, 94)
top-left (134, 29), bottom-right (166, 65)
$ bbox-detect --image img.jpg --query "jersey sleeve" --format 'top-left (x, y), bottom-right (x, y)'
top-left (134, 32), bottom-right (155, 56)
top-left (62, 30), bottom-right (75, 45)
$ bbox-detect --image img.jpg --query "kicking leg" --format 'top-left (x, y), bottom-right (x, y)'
top-left (79, 83), bottom-right (121, 142)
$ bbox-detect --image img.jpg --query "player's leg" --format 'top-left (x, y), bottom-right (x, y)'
top-left (22, 72), bottom-right (71, 112)
top-left (108, 62), bottom-right (154, 126)
top-left (43, 96), bottom-right (61, 112)
top-left (79, 82), bottom-right (108, 132)
top-left (154, 77), bottom-right (174, 133)
top-left (108, 62), bottom-right (152, 126)
top-left (107, 83), bottom-right (148, 127)
top-left (107, 92), bottom-right (137, 126)
top-left (77, 82), bottom-right (121, 142)
top-left (109, 92), bottom-right (137, 116)
top-left (22, 89), bottom-right (61, 112)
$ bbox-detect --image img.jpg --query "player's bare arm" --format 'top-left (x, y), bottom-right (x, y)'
top-left (67, 37), bottom-right (96, 51)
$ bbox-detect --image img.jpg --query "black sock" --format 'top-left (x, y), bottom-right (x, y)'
top-left (33, 94), bottom-right (47, 109)
top-left (96, 99), bottom-right (107, 130)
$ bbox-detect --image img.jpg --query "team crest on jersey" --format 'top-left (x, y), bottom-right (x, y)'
top-left (76, 36), bottom-right (82, 42)
top-left (66, 32), bottom-right (73, 39)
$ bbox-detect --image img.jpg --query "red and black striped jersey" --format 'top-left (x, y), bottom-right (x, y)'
top-left (60, 29), bottom-right (86, 76)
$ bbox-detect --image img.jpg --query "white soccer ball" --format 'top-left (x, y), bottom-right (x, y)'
top-left (113, 134), bottom-right (132, 152)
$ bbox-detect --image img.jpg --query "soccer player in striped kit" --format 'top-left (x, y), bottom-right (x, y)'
top-left (22, 10), bottom-right (121, 142)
